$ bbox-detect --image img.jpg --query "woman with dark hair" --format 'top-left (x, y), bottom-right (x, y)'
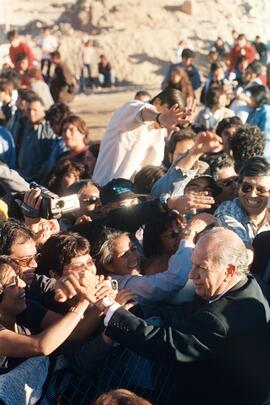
top-left (64, 179), bottom-right (100, 224)
top-left (37, 231), bottom-right (93, 278)
top-left (45, 156), bottom-right (87, 195)
top-left (195, 84), bottom-right (234, 129)
top-left (163, 128), bottom-right (195, 167)
top-left (143, 212), bottom-right (183, 260)
top-left (200, 62), bottom-right (226, 105)
top-left (134, 165), bottom-right (166, 194)
top-left (93, 228), bottom-right (141, 277)
top-left (247, 85), bottom-right (270, 157)
top-left (163, 67), bottom-right (194, 99)
top-left (61, 114), bottom-right (89, 162)
top-left (91, 224), bottom-right (193, 303)
top-left (215, 116), bottom-right (242, 155)
top-left (45, 102), bottom-right (71, 136)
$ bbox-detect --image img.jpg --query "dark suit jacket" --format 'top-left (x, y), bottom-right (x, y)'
top-left (106, 276), bottom-right (270, 405)
top-left (252, 231), bottom-right (270, 283)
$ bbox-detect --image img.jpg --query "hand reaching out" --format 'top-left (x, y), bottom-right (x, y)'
top-left (115, 288), bottom-right (137, 310)
top-left (193, 131), bottom-right (223, 155)
top-left (159, 101), bottom-right (196, 129)
top-left (169, 192), bottom-right (215, 214)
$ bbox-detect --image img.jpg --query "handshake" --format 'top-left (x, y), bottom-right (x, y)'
top-left (54, 271), bottom-right (136, 311)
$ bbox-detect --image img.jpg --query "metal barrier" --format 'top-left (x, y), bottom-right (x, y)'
top-left (45, 346), bottom-right (175, 404)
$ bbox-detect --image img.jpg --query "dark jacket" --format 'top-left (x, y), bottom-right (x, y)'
top-left (252, 231), bottom-right (270, 283)
top-left (105, 276), bottom-right (270, 405)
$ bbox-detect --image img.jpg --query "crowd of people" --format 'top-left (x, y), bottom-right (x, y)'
top-left (0, 24), bottom-right (270, 405)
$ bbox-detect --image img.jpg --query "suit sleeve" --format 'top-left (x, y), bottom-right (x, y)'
top-left (105, 307), bottom-right (227, 364)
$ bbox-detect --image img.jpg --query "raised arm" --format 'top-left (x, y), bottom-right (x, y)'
top-left (175, 131), bottom-right (223, 172)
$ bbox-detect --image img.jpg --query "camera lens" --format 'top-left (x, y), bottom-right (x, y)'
top-left (56, 200), bottom-right (65, 209)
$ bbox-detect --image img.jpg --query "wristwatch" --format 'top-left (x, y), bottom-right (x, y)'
top-left (159, 193), bottom-right (171, 212)
top-left (96, 296), bottom-right (115, 312)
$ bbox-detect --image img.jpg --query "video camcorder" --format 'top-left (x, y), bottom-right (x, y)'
top-left (16, 182), bottom-right (80, 220)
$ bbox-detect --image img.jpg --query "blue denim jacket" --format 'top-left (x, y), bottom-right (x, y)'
top-left (151, 155), bottom-right (197, 198)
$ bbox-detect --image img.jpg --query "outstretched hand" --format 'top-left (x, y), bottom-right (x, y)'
top-left (159, 99), bottom-right (197, 129)
top-left (193, 131), bottom-right (223, 155)
top-left (169, 192), bottom-right (215, 214)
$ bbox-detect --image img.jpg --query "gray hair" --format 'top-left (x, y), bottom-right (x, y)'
top-left (97, 228), bottom-right (129, 268)
top-left (214, 244), bottom-right (250, 276)
top-left (199, 227), bottom-right (250, 277)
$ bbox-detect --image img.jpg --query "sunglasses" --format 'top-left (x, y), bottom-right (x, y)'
top-left (80, 196), bottom-right (100, 204)
top-left (217, 177), bottom-right (238, 188)
top-left (10, 253), bottom-right (40, 268)
top-left (64, 258), bottom-right (96, 272)
top-left (240, 183), bottom-right (270, 196)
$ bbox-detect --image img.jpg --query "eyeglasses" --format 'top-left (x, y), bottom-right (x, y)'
top-left (161, 229), bottom-right (182, 239)
top-left (64, 258), bottom-right (96, 271)
top-left (4, 274), bottom-right (21, 290)
top-left (80, 196), bottom-right (100, 205)
top-left (240, 182), bottom-right (270, 196)
top-left (217, 177), bottom-right (238, 188)
top-left (10, 253), bottom-right (40, 268)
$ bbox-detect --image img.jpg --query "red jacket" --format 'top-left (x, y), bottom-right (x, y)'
top-left (9, 42), bottom-right (36, 70)
top-left (229, 43), bottom-right (256, 70)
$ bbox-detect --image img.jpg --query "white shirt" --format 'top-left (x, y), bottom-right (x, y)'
top-left (93, 101), bottom-right (166, 186)
top-left (40, 35), bottom-right (58, 59)
top-left (31, 81), bottom-right (54, 110)
top-left (81, 46), bottom-right (95, 65)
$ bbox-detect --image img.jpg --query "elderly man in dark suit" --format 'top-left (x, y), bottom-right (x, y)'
top-left (95, 228), bottom-right (270, 405)
top-left (56, 227), bottom-right (270, 404)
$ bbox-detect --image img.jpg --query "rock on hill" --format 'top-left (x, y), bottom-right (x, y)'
top-left (1, 0), bottom-right (269, 85)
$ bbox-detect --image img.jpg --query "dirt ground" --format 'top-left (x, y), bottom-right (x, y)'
top-left (70, 85), bottom-right (160, 142)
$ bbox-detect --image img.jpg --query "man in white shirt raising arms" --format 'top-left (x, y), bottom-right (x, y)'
top-left (93, 88), bottom-right (194, 186)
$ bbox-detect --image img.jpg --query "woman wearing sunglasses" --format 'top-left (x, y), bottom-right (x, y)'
top-left (215, 156), bottom-right (270, 246)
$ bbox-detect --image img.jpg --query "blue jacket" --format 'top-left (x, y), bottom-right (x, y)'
top-left (0, 126), bottom-right (16, 169)
top-left (247, 105), bottom-right (270, 138)
top-left (165, 63), bottom-right (201, 90)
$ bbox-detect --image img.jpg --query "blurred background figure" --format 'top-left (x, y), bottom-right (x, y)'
top-left (98, 54), bottom-right (115, 88)
top-left (38, 26), bottom-right (58, 83)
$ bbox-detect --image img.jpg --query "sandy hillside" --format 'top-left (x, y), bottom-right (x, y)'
top-left (0, 0), bottom-right (269, 139)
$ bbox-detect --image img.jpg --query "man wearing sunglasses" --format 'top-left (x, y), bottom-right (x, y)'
top-left (215, 156), bottom-right (270, 245)
top-left (0, 219), bottom-right (39, 285)
top-left (207, 152), bottom-right (238, 203)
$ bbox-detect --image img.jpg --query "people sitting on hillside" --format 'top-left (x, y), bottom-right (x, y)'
top-left (98, 55), bottom-right (115, 88)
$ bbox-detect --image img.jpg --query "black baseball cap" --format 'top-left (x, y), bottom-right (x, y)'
top-left (100, 178), bottom-right (147, 206)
